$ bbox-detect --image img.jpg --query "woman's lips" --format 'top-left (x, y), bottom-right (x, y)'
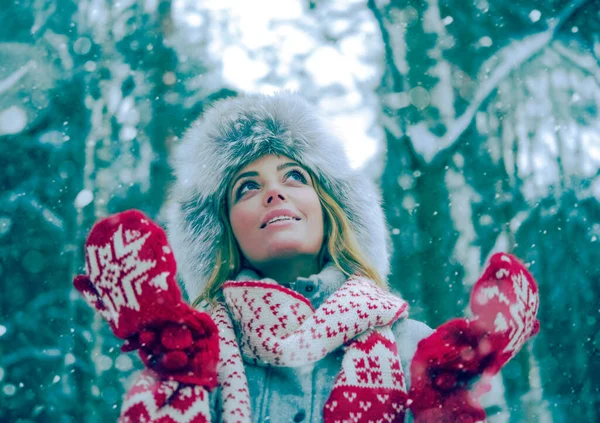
top-left (263, 218), bottom-right (299, 229)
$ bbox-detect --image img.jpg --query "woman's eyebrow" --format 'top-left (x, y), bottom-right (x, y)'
top-left (230, 162), bottom-right (301, 188)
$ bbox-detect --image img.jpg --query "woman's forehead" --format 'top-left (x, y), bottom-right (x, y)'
top-left (239, 154), bottom-right (295, 171)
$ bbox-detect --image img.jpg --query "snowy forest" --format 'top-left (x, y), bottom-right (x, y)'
top-left (1, 0), bottom-right (599, 421)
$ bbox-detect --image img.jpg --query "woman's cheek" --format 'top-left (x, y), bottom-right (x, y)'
top-left (230, 205), bottom-right (254, 240)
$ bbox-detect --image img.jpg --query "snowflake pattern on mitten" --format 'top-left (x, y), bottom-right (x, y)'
top-left (73, 210), bottom-right (220, 423)
top-left (470, 253), bottom-right (540, 374)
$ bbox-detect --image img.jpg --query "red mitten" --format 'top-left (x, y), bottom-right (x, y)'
top-left (469, 253), bottom-right (540, 375)
top-left (120, 370), bottom-right (211, 423)
top-left (408, 253), bottom-right (540, 423)
top-left (73, 210), bottom-right (219, 388)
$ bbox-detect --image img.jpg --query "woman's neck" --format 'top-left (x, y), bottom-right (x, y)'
top-left (254, 256), bottom-right (321, 286)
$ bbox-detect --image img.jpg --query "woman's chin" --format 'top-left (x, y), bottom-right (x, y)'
top-left (265, 244), bottom-right (308, 258)
top-left (258, 242), bottom-right (319, 262)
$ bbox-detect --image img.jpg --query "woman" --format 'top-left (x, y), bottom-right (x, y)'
top-left (166, 92), bottom-right (433, 422)
top-left (74, 93), bottom-right (539, 423)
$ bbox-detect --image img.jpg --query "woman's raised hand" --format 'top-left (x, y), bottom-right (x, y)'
top-left (73, 210), bottom-right (219, 387)
top-left (469, 253), bottom-right (540, 373)
top-left (408, 253), bottom-right (540, 423)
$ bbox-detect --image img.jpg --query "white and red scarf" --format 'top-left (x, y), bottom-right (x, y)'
top-left (213, 274), bottom-right (410, 423)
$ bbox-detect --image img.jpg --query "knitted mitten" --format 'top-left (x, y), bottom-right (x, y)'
top-left (73, 210), bottom-right (219, 422)
top-left (408, 253), bottom-right (540, 423)
top-left (119, 369), bottom-right (213, 423)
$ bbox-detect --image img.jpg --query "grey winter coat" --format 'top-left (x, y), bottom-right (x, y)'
top-left (207, 262), bottom-right (434, 423)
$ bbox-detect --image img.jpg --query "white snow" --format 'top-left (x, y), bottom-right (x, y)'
top-left (95, 355), bottom-right (113, 372)
top-left (64, 353), bottom-right (76, 366)
top-left (409, 86), bottom-right (431, 110)
top-left (3, 384), bottom-right (15, 396)
top-left (582, 130), bottom-right (600, 163)
top-left (115, 355), bottom-right (133, 371)
top-left (529, 10), bottom-right (541, 23)
top-left (479, 36), bottom-right (493, 47)
top-left (0, 218), bottom-right (11, 237)
top-left (0, 60), bottom-right (36, 95)
top-left (119, 126), bottom-right (138, 141)
top-left (74, 189), bottom-right (94, 208)
top-left (445, 169), bottom-right (480, 287)
top-left (411, 31), bottom-right (555, 164)
top-left (0, 106), bottom-right (27, 135)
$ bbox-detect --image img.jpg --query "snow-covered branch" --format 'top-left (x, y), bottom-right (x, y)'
top-left (0, 60), bottom-right (36, 95)
top-left (413, 0), bottom-right (590, 169)
top-left (552, 41), bottom-right (600, 85)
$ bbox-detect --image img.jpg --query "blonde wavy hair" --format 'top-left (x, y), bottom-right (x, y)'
top-left (192, 168), bottom-right (387, 306)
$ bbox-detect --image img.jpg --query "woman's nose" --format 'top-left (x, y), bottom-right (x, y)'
top-left (264, 188), bottom-right (286, 205)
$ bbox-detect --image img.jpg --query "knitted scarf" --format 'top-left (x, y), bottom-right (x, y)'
top-left (212, 274), bottom-right (410, 423)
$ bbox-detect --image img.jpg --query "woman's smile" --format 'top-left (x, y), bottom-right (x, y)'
top-left (263, 218), bottom-right (299, 229)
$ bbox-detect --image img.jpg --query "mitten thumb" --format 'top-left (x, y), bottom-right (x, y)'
top-left (73, 274), bottom-right (122, 334)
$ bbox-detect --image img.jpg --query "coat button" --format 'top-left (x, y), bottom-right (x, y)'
top-left (293, 409), bottom-right (306, 422)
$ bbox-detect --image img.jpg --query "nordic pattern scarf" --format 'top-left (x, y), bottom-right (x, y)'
top-left (213, 275), bottom-right (410, 423)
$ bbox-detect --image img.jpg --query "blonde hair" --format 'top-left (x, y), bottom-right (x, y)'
top-left (192, 169), bottom-right (387, 307)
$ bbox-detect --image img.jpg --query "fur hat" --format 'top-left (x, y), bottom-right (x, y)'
top-left (166, 92), bottom-right (391, 301)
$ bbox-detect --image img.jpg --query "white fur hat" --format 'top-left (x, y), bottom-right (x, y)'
top-left (166, 92), bottom-right (391, 301)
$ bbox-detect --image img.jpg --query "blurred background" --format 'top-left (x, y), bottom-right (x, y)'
top-left (1, 0), bottom-right (599, 421)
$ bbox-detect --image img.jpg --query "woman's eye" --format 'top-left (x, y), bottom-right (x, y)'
top-left (287, 169), bottom-right (308, 183)
top-left (236, 181), bottom-right (259, 198)
top-left (235, 170), bottom-right (307, 200)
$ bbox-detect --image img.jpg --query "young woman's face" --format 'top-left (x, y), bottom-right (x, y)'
top-left (227, 154), bottom-right (325, 271)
